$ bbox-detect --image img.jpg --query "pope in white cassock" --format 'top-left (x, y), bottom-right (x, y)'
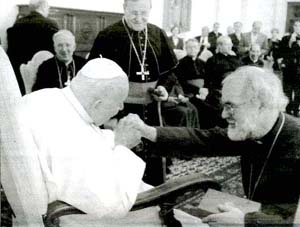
top-left (15, 57), bottom-right (205, 226)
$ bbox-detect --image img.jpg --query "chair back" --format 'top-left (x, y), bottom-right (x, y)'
top-left (20, 50), bottom-right (53, 94)
top-left (0, 46), bottom-right (48, 226)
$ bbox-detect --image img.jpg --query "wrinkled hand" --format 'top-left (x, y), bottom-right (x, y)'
top-left (168, 95), bottom-right (189, 104)
top-left (168, 96), bottom-right (179, 104)
top-left (152, 86), bottom-right (168, 102)
top-left (114, 114), bottom-right (143, 149)
top-left (228, 50), bottom-right (237, 56)
top-left (177, 94), bottom-right (189, 103)
top-left (196, 88), bottom-right (209, 100)
top-left (202, 202), bottom-right (245, 225)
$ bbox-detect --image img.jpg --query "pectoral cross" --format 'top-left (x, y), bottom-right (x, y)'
top-left (136, 65), bottom-right (150, 81)
top-left (64, 71), bottom-right (72, 86)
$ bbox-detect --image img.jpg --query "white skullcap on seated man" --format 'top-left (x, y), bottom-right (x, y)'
top-left (17, 57), bottom-right (145, 218)
top-left (16, 57), bottom-right (205, 226)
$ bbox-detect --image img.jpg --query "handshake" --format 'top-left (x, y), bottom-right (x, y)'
top-left (112, 114), bottom-right (156, 149)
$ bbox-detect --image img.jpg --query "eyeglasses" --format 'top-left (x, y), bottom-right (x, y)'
top-left (222, 102), bottom-right (247, 114)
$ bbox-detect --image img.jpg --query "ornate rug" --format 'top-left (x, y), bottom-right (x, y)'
top-left (167, 156), bottom-right (244, 218)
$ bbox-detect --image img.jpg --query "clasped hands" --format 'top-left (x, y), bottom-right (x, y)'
top-left (113, 114), bottom-right (148, 149)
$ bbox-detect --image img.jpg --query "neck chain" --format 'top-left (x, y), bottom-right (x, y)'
top-left (55, 57), bottom-right (76, 88)
top-left (248, 112), bottom-right (285, 200)
top-left (122, 17), bottom-right (149, 81)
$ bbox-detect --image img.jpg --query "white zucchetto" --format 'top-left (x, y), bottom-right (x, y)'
top-left (77, 58), bottom-right (127, 79)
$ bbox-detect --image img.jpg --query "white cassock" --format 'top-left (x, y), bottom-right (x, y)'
top-left (17, 87), bottom-right (206, 226)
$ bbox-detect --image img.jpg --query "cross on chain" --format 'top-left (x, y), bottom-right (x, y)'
top-left (136, 64), bottom-right (150, 81)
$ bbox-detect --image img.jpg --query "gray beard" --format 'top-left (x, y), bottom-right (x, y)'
top-left (227, 116), bottom-right (265, 141)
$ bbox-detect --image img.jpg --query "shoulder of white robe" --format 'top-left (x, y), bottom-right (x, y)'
top-left (0, 46), bottom-right (48, 226)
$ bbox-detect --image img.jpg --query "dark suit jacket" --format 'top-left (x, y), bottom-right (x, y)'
top-left (32, 55), bottom-right (86, 91)
top-left (195, 35), bottom-right (211, 54)
top-left (7, 11), bottom-right (59, 94)
top-left (238, 32), bottom-right (269, 56)
top-left (208, 31), bottom-right (222, 53)
top-left (155, 113), bottom-right (300, 226)
top-left (280, 35), bottom-right (300, 83)
top-left (229, 33), bottom-right (241, 55)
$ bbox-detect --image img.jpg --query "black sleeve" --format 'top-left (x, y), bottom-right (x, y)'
top-left (152, 126), bottom-right (244, 159)
top-left (32, 62), bottom-right (50, 91)
top-left (158, 29), bottom-right (178, 73)
top-left (88, 32), bottom-right (107, 60)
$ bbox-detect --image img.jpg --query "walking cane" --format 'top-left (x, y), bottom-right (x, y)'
top-left (157, 101), bottom-right (167, 182)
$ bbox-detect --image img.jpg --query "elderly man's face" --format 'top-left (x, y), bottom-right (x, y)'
top-left (124, 0), bottom-right (151, 31)
top-left (54, 34), bottom-right (76, 64)
top-left (202, 27), bottom-right (209, 37)
top-left (91, 79), bottom-right (128, 126)
top-left (185, 41), bottom-right (200, 58)
top-left (294, 22), bottom-right (300, 35)
top-left (234, 22), bottom-right (242, 33)
top-left (213, 23), bottom-right (220, 32)
top-left (249, 45), bottom-right (261, 62)
top-left (218, 39), bottom-right (233, 55)
top-left (252, 22), bottom-right (262, 34)
top-left (221, 84), bottom-right (261, 141)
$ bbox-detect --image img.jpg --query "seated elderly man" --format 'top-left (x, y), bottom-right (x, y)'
top-left (32, 29), bottom-right (86, 91)
top-left (14, 57), bottom-right (203, 226)
top-left (196, 36), bottom-right (241, 128)
top-left (126, 66), bottom-right (300, 226)
top-left (175, 38), bottom-right (205, 99)
top-left (241, 43), bottom-right (264, 67)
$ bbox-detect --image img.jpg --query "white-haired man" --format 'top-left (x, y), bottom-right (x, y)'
top-left (13, 57), bottom-right (203, 226)
top-left (124, 66), bottom-right (300, 226)
top-left (7, 0), bottom-right (59, 95)
top-left (201, 36), bottom-right (241, 128)
top-left (32, 29), bottom-right (86, 91)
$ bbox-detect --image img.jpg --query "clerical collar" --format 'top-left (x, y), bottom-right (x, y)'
top-left (55, 57), bottom-right (73, 67)
top-left (255, 112), bottom-right (285, 145)
top-left (62, 87), bottom-right (94, 124)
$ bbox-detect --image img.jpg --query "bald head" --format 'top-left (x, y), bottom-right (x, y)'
top-left (217, 36), bottom-right (233, 55)
top-left (71, 58), bottom-right (129, 126)
top-left (29, 0), bottom-right (49, 16)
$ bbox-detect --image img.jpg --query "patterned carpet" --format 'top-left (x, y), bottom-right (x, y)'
top-left (167, 156), bottom-right (244, 218)
top-left (1, 156), bottom-right (243, 226)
